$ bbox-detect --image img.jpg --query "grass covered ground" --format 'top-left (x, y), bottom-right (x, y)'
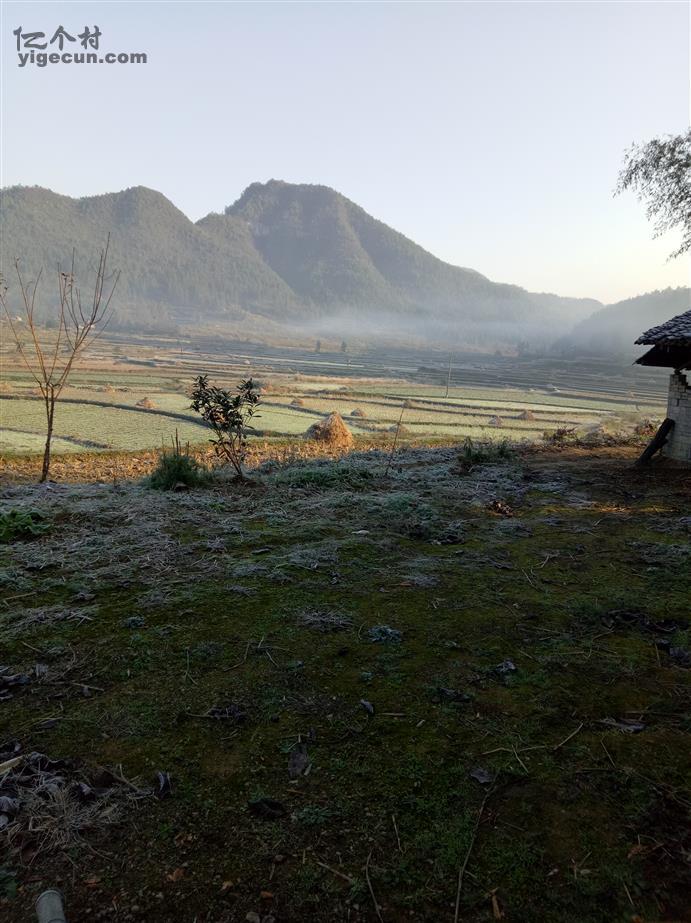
top-left (1, 442), bottom-right (689, 922)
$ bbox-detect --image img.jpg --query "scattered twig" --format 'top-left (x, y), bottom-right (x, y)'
top-left (365, 850), bottom-right (384, 923)
top-left (553, 723), bottom-right (583, 752)
top-left (482, 745), bottom-right (545, 756)
top-left (220, 729), bottom-right (241, 742)
top-left (521, 568), bottom-right (540, 590)
top-left (104, 765), bottom-right (148, 795)
top-left (315, 860), bottom-right (355, 884)
top-left (517, 648), bottom-right (539, 662)
top-left (392, 814), bottom-right (403, 853)
top-left (3, 592), bottom-right (38, 608)
top-left (623, 883), bottom-right (635, 908)
top-left (0, 755), bottom-right (24, 776)
top-left (265, 649), bottom-right (279, 666)
top-left (227, 640), bottom-right (252, 671)
top-left (600, 739), bottom-right (616, 768)
top-left (454, 788), bottom-right (493, 923)
top-left (69, 682), bottom-right (105, 693)
top-left (384, 403), bottom-right (406, 477)
top-left (512, 747), bottom-right (529, 774)
top-left (184, 648), bottom-right (198, 686)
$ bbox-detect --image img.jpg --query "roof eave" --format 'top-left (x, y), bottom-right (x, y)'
top-left (635, 344), bottom-right (691, 370)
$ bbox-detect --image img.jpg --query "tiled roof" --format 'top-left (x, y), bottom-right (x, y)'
top-left (635, 309), bottom-right (691, 346)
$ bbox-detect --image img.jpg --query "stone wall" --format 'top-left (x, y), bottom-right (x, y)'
top-left (665, 371), bottom-right (691, 462)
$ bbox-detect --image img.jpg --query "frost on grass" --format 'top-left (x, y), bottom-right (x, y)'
top-left (4, 606), bottom-right (96, 637)
top-left (288, 544), bottom-right (340, 570)
top-left (629, 542), bottom-right (691, 567)
top-left (0, 447), bottom-right (533, 630)
top-left (272, 460), bottom-right (373, 490)
top-left (296, 609), bottom-right (353, 632)
top-left (1, 751), bottom-right (150, 861)
top-left (397, 553), bottom-right (442, 587)
top-left (0, 485), bottom-right (253, 602)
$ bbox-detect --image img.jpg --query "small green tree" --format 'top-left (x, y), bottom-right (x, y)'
top-left (190, 375), bottom-right (261, 479)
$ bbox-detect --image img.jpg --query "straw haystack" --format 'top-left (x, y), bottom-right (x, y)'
top-left (305, 412), bottom-right (354, 449)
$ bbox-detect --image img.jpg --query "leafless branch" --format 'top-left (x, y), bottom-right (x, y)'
top-left (0, 237), bottom-right (119, 481)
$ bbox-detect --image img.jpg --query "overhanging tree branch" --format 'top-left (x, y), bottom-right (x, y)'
top-left (616, 130), bottom-right (691, 259)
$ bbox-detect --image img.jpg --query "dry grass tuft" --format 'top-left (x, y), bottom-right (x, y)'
top-left (11, 782), bottom-right (124, 856)
top-left (1, 753), bottom-right (149, 862)
top-left (7, 606), bottom-right (96, 637)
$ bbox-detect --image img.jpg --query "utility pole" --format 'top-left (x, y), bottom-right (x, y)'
top-left (444, 354), bottom-right (453, 398)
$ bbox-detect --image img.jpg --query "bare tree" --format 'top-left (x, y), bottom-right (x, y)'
top-left (616, 130), bottom-right (691, 259)
top-left (0, 238), bottom-right (119, 482)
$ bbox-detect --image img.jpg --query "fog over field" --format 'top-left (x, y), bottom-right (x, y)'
top-left (2, 181), bottom-right (688, 357)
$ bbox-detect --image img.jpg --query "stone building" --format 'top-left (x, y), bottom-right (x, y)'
top-left (635, 309), bottom-right (691, 462)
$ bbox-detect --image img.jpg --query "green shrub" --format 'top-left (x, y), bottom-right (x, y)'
top-left (274, 463), bottom-right (373, 490)
top-left (0, 509), bottom-right (50, 544)
top-left (542, 427), bottom-right (577, 446)
top-left (147, 441), bottom-right (211, 491)
top-left (458, 437), bottom-right (515, 468)
top-left (190, 375), bottom-right (261, 478)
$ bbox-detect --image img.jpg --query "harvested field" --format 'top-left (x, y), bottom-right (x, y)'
top-left (0, 335), bottom-right (667, 456)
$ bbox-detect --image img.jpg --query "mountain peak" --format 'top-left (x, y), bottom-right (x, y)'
top-left (1, 181), bottom-right (602, 344)
top-left (226, 179), bottom-right (347, 217)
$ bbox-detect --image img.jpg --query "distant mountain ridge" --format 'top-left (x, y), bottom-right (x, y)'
top-left (0, 179), bottom-right (626, 346)
top-left (556, 288), bottom-right (691, 358)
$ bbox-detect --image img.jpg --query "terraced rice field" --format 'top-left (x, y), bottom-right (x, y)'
top-left (0, 338), bottom-right (667, 456)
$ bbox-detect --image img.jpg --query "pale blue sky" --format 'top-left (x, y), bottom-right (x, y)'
top-left (1, 0), bottom-right (689, 303)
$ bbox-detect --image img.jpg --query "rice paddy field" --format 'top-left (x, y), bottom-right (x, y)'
top-left (0, 332), bottom-right (669, 457)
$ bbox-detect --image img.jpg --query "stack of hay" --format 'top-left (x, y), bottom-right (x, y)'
top-left (305, 412), bottom-right (354, 450)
